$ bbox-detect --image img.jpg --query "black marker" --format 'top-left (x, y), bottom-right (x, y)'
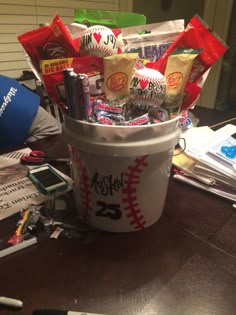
top-left (0, 296), bottom-right (23, 309)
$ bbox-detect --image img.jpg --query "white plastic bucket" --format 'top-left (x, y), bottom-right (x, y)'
top-left (62, 115), bottom-right (180, 232)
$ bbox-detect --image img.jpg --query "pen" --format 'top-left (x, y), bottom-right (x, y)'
top-left (32, 310), bottom-right (108, 315)
top-left (0, 296), bottom-right (23, 309)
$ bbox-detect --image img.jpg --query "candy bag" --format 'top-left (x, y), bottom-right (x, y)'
top-left (180, 82), bottom-right (201, 111)
top-left (74, 8), bottom-right (146, 28)
top-left (18, 15), bottom-right (79, 73)
top-left (148, 14), bottom-right (228, 83)
top-left (103, 53), bottom-right (138, 104)
top-left (163, 48), bottom-right (201, 116)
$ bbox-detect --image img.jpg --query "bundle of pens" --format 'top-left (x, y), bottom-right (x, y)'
top-left (17, 13), bottom-right (228, 128)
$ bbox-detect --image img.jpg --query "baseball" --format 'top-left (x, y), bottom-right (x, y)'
top-left (129, 68), bottom-right (167, 108)
top-left (78, 25), bottom-right (118, 57)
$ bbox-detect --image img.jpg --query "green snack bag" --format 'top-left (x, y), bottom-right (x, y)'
top-left (74, 9), bottom-right (146, 28)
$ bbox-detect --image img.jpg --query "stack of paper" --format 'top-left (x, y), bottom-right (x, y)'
top-left (0, 148), bottom-right (73, 221)
top-left (172, 124), bottom-right (236, 202)
top-left (0, 148), bottom-right (31, 167)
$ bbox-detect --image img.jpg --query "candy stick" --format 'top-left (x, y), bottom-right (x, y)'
top-left (80, 74), bottom-right (91, 120)
top-left (63, 68), bottom-right (76, 117)
top-left (70, 74), bottom-right (85, 120)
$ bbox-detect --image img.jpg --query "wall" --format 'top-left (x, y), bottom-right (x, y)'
top-left (133, 0), bottom-right (204, 25)
top-left (0, 0), bottom-right (121, 78)
top-left (215, 0), bottom-right (236, 110)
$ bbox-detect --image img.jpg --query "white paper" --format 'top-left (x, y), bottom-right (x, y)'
top-left (173, 174), bottom-right (236, 202)
top-left (0, 148), bottom-right (31, 167)
top-left (180, 124), bottom-right (236, 179)
top-left (179, 126), bottom-right (215, 159)
top-left (0, 149), bottom-right (73, 221)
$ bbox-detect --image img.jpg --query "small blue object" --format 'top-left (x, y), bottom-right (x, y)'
top-left (221, 145), bottom-right (236, 159)
top-left (179, 117), bottom-right (192, 129)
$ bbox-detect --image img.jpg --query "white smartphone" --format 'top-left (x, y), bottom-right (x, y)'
top-left (28, 164), bottom-right (68, 195)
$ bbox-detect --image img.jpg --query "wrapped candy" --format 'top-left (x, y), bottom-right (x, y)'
top-left (18, 15), bottom-right (79, 73)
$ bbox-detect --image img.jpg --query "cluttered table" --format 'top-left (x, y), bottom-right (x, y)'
top-left (1, 106), bottom-right (236, 315)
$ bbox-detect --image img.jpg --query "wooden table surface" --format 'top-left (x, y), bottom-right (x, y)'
top-left (0, 106), bottom-right (236, 315)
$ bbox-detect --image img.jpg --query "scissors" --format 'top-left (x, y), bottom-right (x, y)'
top-left (20, 150), bottom-right (70, 165)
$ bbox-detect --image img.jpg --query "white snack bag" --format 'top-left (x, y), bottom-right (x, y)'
top-left (67, 22), bottom-right (87, 39)
top-left (121, 19), bottom-right (185, 62)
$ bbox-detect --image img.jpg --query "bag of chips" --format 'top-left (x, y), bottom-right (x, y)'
top-left (121, 19), bottom-right (184, 62)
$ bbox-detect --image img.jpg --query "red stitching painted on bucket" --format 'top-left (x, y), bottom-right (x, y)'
top-left (80, 172), bottom-right (92, 222)
top-left (71, 147), bottom-right (92, 222)
top-left (122, 155), bottom-right (149, 230)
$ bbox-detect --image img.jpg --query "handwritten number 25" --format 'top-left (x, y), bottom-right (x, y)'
top-left (95, 201), bottom-right (121, 220)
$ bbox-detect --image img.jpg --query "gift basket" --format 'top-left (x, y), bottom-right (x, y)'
top-left (17, 10), bottom-right (228, 232)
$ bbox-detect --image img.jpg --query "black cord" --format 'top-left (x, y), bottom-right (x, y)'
top-left (173, 137), bottom-right (186, 156)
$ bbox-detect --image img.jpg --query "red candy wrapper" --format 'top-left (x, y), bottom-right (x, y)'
top-left (18, 15), bottom-right (79, 73)
top-left (123, 113), bottom-right (151, 126)
top-left (147, 14), bottom-right (228, 83)
top-left (181, 81), bottom-right (201, 111)
top-left (41, 56), bottom-right (104, 110)
top-left (97, 115), bottom-right (115, 125)
top-left (179, 110), bottom-right (199, 130)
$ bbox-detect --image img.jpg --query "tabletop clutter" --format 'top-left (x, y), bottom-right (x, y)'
top-left (0, 8), bottom-right (230, 257)
top-left (172, 122), bottom-right (236, 202)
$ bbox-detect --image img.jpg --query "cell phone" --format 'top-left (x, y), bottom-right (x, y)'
top-left (28, 164), bottom-right (68, 195)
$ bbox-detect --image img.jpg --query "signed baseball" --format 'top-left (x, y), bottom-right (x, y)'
top-left (129, 68), bottom-right (167, 107)
top-left (79, 25), bottom-right (118, 57)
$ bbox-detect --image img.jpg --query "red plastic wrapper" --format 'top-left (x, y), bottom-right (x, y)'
top-left (42, 56), bottom-right (104, 110)
top-left (123, 113), bottom-right (151, 126)
top-left (97, 114), bottom-right (115, 125)
top-left (146, 14), bottom-right (228, 83)
top-left (179, 110), bottom-right (199, 130)
top-left (181, 81), bottom-right (201, 111)
top-left (18, 15), bottom-right (80, 73)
